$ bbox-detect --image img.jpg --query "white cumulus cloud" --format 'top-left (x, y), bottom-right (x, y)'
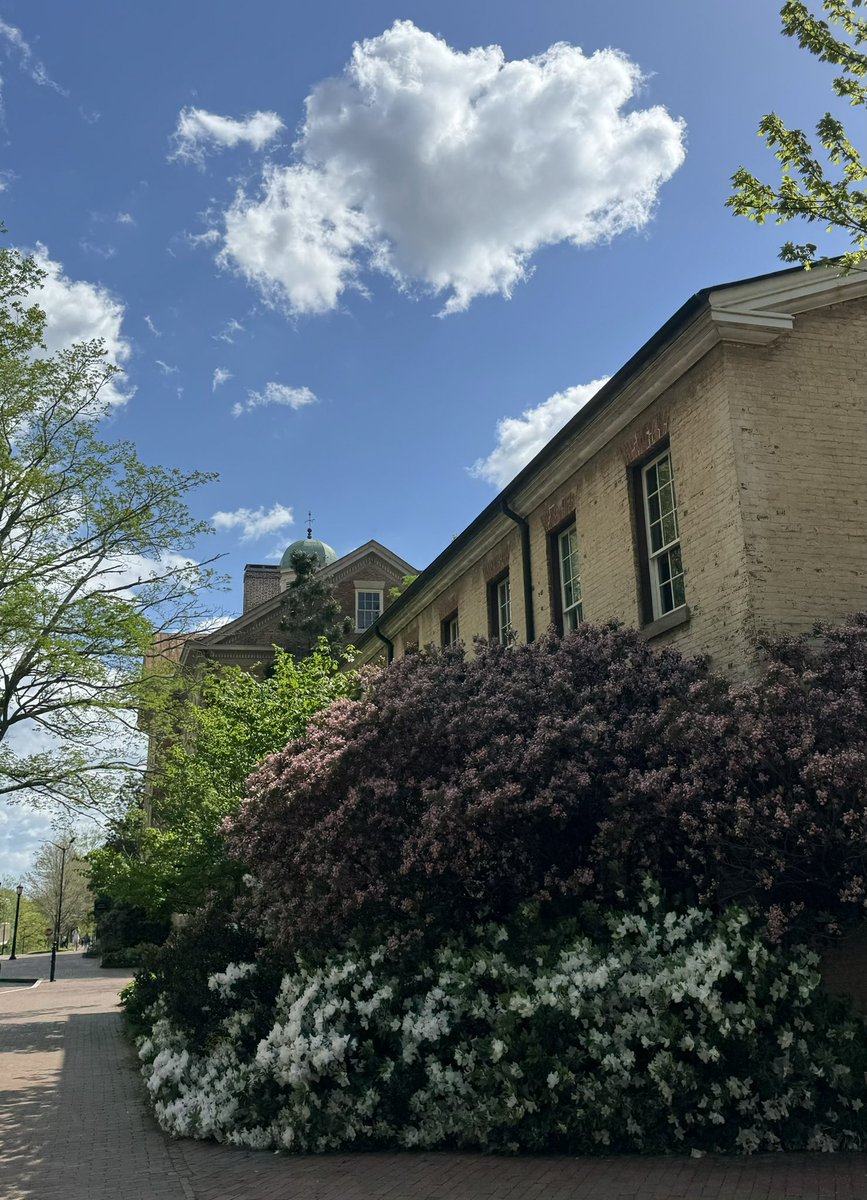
top-left (211, 503), bottom-right (294, 542)
top-left (170, 106), bottom-right (284, 165)
top-left (29, 245), bottom-right (133, 408)
top-left (231, 381), bottom-right (317, 418)
top-left (471, 378), bottom-right (610, 489)
top-left (218, 22), bottom-right (685, 317)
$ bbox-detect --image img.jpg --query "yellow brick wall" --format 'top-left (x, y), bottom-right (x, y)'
top-left (523, 342), bottom-right (754, 673)
top-left (412, 530), bottom-right (521, 649)
top-left (402, 345), bottom-right (755, 672)
top-left (382, 296), bottom-right (866, 675)
top-left (728, 297), bottom-right (867, 640)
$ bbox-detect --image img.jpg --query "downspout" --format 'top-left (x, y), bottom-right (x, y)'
top-left (374, 625), bottom-right (395, 664)
top-left (500, 498), bottom-right (535, 643)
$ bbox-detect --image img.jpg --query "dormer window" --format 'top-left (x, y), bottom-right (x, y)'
top-left (356, 588), bottom-right (383, 631)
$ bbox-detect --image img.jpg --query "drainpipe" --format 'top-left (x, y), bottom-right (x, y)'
top-left (500, 498), bottom-right (535, 643)
top-left (374, 626), bottom-right (394, 664)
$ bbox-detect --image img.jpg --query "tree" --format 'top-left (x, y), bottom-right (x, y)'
top-left (0, 243), bottom-right (222, 814)
top-left (0, 884), bottom-right (51, 954)
top-left (26, 839), bottom-right (93, 944)
top-left (278, 550), bottom-right (352, 660)
top-left (728, 1), bottom-right (867, 271)
top-left (89, 644), bottom-right (361, 918)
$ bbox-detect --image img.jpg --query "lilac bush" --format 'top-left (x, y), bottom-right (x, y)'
top-left (226, 616), bottom-right (867, 954)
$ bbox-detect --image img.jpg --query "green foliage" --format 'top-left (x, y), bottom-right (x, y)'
top-left (26, 840), bottom-right (93, 941)
top-left (100, 942), bottom-right (163, 969)
top-left (123, 899), bottom-right (272, 1044)
top-left (0, 242), bottom-right (223, 813)
top-left (90, 644), bottom-right (361, 918)
top-left (728, 1), bottom-right (867, 270)
top-left (93, 896), bottom-right (170, 954)
top-left (388, 574), bottom-right (418, 603)
top-left (279, 550), bottom-right (353, 659)
top-left (0, 886), bottom-right (51, 954)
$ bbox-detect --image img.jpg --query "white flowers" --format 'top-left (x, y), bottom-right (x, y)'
top-left (208, 961), bottom-right (257, 999)
top-left (134, 895), bottom-right (867, 1155)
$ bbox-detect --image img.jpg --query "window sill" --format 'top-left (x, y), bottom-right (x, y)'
top-left (639, 605), bottom-right (691, 641)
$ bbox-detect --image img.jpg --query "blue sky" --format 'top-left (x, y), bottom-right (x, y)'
top-left (0, 0), bottom-right (848, 873)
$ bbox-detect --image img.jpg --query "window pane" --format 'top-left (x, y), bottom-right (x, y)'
top-left (356, 591), bottom-right (382, 630)
top-left (672, 574), bottom-right (686, 609)
top-left (650, 520), bottom-right (664, 554)
top-left (660, 579), bottom-right (673, 613)
top-left (648, 492), bottom-right (661, 524)
top-left (656, 455), bottom-right (671, 487)
top-left (661, 511), bottom-right (677, 546)
top-left (645, 463), bottom-right (658, 493)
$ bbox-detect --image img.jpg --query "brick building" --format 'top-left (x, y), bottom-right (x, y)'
top-left (353, 263), bottom-right (867, 675)
top-left (179, 532), bottom-right (416, 676)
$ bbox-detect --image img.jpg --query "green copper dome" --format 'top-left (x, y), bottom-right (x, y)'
top-left (280, 537), bottom-right (338, 570)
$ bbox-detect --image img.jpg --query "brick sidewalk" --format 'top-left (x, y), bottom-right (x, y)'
top-left (2, 951), bottom-right (867, 1199)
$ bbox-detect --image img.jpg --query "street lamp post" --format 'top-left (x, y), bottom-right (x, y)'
top-left (9, 883), bottom-right (23, 960)
top-left (49, 837), bottom-right (75, 983)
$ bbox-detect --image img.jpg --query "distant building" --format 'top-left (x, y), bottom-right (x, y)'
top-left (352, 263), bottom-right (867, 677)
top-left (179, 530), bottom-right (416, 676)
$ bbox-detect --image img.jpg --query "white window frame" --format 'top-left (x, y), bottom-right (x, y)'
top-left (641, 449), bottom-right (686, 620)
top-left (494, 576), bottom-right (512, 645)
top-left (355, 588), bottom-right (383, 632)
top-left (557, 525), bottom-right (583, 631)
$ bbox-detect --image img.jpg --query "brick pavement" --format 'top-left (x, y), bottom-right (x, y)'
top-left (2, 950), bottom-right (867, 1200)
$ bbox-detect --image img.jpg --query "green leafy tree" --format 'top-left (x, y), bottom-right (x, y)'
top-left (279, 550), bottom-right (353, 659)
top-left (25, 839), bottom-right (93, 944)
top-left (0, 884), bottom-right (51, 954)
top-left (89, 644), bottom-right (361, 918)
top-left (728, 0), bottom-right (867, 270)
top-left (388, 574), bottom-right (418, 603)
top-left (0, 243), bottom-right (222, 814)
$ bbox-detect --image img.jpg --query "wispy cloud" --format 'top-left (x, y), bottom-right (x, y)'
top-left (79, 238), bottom-right (116, 260)
top-left (213, 317), bottom-right (244, 344)
top-left (144, 314), bottom-right (161, 337)
top-left (471, 378), bottom-right (609, 489)
top-left (155, 359), bottom-right (178, 376)
top-left (116, 212), bottom-right (135, 226)
top-left (170, 107), bottom-right (284, 166)
top-left (0, 18), bottom-right (65, 98)
top-left (212, 367), bottom-right (232, 392)
top-left (211, 502), bottom-right (294, 542)
top-left (232, 382), bottom-right (317, 418)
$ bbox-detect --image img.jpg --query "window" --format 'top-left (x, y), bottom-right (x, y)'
top-left (557, 525), bottom-right (583, 631)
top-left (489, 574), bottom-right (512, 645)
top-left (641, 449), bottom-right (686, 619)
top-left (355, 590), bottom-right (382, 631)
top-left (441, 611), bottom-right (460, 647)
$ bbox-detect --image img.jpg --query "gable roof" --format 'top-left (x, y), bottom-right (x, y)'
top-left (179, 538), bottom-right (417, 666)
top-left (355, 260), bottom-right (867, 658)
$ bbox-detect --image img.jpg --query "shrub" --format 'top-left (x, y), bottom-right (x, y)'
top-left (135, 889), bottom-right (867, 1155)
top-left (94, 897), bottom-right (170, 954)
top-left (100, 942), bottom-right (162, 969)
top-left (122, 899), bottom-right (279, 1048)
top-left (227, 618), bottom-right (867, 954)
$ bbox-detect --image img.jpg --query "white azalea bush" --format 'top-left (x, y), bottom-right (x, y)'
top-left (131, 888), bottom-right (867, 1154)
